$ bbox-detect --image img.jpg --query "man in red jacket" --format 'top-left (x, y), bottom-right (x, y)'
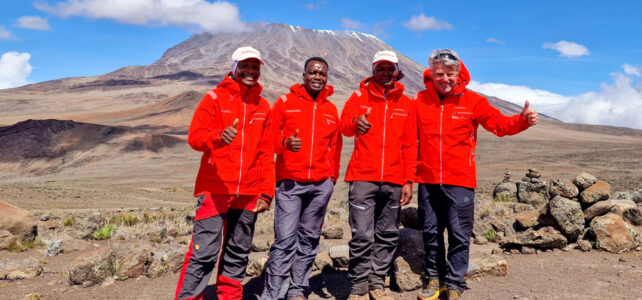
top-left (415, 49), bottom-right (539, 300)
top-left (174, 46), bottom-right (274, 300)
top-left (340, 51), bottom-right (417, 300)
top-left (260, 57), bottom-right (342, 300)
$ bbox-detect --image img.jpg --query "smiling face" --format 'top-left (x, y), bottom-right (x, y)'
top-left (373, 61), bottom-right (397, 87)
top-left (430, 62), bottom-right (460, 95)
top-left (303, 60), bottom-right (328, 97)
top-left (234, 58), bottom-right (261, 87)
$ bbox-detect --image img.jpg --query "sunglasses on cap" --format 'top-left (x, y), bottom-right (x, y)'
top-left (434, 52), bottom-right (459, 61)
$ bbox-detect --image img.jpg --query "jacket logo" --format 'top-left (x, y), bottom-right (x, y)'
top-left (285, 109), bottom-right (301, 113)
top-left (221, 109), bottom-right (232, 113)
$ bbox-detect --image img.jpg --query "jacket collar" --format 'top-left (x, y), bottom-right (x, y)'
top-left (289, 83), bottom-right (334, 104)
top-left (217, 72), bottom-right (263, 103)
top-left (422, 60), bottom-right (471, 98)
top-left (360, 77), bottom-right (405, 100)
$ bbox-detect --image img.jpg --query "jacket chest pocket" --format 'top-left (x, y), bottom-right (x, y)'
top-left (390, 109), bottom-right (409, 135)
top-left (320, 113), bottom-right (338, 138)
top-left (249, 112), bottom-right (267, 127)
top-left (450, 111), bottom-right (473, 134)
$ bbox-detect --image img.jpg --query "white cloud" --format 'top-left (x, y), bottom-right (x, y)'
top-left (623, 63), bottom-right (641, 76)
top-left (36, 0), bottom-right (247, 33)
top-left (403, 13), bottom-right (452, 31)
top-left (0, 26), bottom-right (12, 39)
top-left (542, 40), bottom-right (589, 57)
top-left (304, 1), bottom-right (328, 11)
top-left (341, 18), bottom-right (366, 30)
top-left (0, 52), bottom-right (33, 89)
top-left (14, 16), bottom-right (51, 31)
top-left (468, 65), bottom-right (642, 129)
top-left (486, 37), bottom-right (505, 44)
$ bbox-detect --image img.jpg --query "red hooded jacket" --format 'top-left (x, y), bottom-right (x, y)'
top-left (340, 78), bottom-right (417, 186)
top-left (188, 74), bottom-right (275, 208)
top-left (414, 61), bottom-right (530, 188)
top-left (272, 83), bottom-right (342, 183)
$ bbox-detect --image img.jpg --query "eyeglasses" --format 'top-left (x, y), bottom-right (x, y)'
top-left (434, 52), bottom-right (459, 61)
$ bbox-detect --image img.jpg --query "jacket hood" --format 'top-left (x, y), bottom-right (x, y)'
top-left (289, 83), bottom-right (334, 104)
top-left (217, 72), bottom-right (263, 101)
top-left (360, 76), bottom-right (405, 100)
top-left (422, 60), bottom-right (470, 96)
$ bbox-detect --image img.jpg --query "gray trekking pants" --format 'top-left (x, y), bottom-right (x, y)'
top-left (261, 179), bottom-right (334, 299)
top-left (347, 181), bottom-right (401, 295)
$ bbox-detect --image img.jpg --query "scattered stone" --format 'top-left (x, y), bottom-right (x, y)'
top-left (466, 256), bottom-right (509, 277)
top-left (45, 238), bottom-right (63, 257)
top-left (622, 207), bottom-right (642, 226)
top-left (23, 293), bottom-right (41, 300)
top-left (590, 213), bottom-right (637, 253)
top-left (491, 247), bottom-right (503, 255)
top-left (322, 226), bottom-right (344, 240)
top-left (397, 228), bottom-right (424, 257)
top-left (493, 182), bottom-right (518, 202)
top-left (513, 203), bottom-right (534, 213)
top-left (632, 189), bottom-right (642, 205)
top-left (548, 179), bottom-right (579, 199)
top-left (113, 246), bottom-right (152, 279)
top-left (573, 173), bottom-right (597, 191)
top-left (615, 192), bottom-right (632, 200)
top-left (329, 245), bottom-right (349, 269)
top-left (577, 239), bottom-right (592, 252)
top-left (514, 210), bottom-right (539, 229)
top-left (521, 246), bottom-right (536, 254)
top-left (474, 236), bottom-right (488, 245)
top-left (563, 243), bottom-right (577, 252)
top-left (583, 199), bottom-right (637, 221)
top-left (40, 220), bottom-right (61, 230)
top-left (313, 252), bottom-right (334, 273)
top-left (0, 257), bottom-right (43, 280)
top-left (473, 220), bottom-right (494, 239)
top-left (167, 228), bottom-right (178, 238)
top-left (544, 196), bottom-right (585, 240)
top-left (503, 169), bottom-right (512, 182)
top-left (146, 244), bottom-right (184, 278)
top-left (251, 239), bottom-right (270, 252)
top-left (68, 248), bottom-right (114, 286)
top-left (328, 208), bottom-right (343, 216)
top-left (0, 200), bottom-right (38, 243)
top-left (38, 214), bottom-right (50, 222)
top-left (400, 207), bottom-right (421, 230)
top-left (516, 182), bottom-right (548, 207)
top-left (392, 255), bottom-right (422, 291)
top-left (0, 230), bottom-right (16, 250)
top-left (499, 227), bottom-right (567, 250)
top-left (246, 255), bottom-right (268, 277)
top-left (579, 181), bottom-right (610, 205)
top-left (144, 227), bottom-right (167, 244)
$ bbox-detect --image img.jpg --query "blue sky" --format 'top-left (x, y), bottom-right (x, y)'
top-left (1, 0), bottom-right (641, 129)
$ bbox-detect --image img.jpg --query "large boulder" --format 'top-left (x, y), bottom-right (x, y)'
top-left (313, 252), bottom-right (334, 273)
top-left (466, 256), bottom-right (509, 277)
top-left (632, 189), bottom-right (642, 205)
top-left (622, 207), bottom-right (642, 226)
top-left (548, 179), bottom-right (579, 199)
top-left (543, 196), bottom-right (585, 240)
top-left (113, 245), bottom-right (152, 279)
top-left (400, 207), bottom-right (422, 230)
top-left (472, 220), bottom-right (495, 241)
top-left (397, 228), bottom-right (424, 257)
top-left (499, 227), bottom-right (567, 250)
top-left (68, 248), bottom-right (115, 286)
top-left (514, 210), bottom-right (540, 229)
top-left (516, 182), bottom-right (548, 207)
top-left (573, 173), bottom-right (597, 191)
top-left (583, 199), bottom-right (637, 221)
top-left (322, 226), bottom-right (344, 240)
top-left (0, 230), bottom-right (16, 250)
top-left (329, 245), bottom-right (350, 269)
top-left (590, 213), bottom-right (637, 253)
top-left (392, 255), bottom-right (423, 291)
top-left (493, 182), bottom-right (518, 202)
top-left (0, 200), bottom-right (38, 243)
top-left (146, 244), bottom-right (185, 279)
top-left (0, 258), bottom-right (43, 280)
top-left (579, 181), bottom-right (610, 205)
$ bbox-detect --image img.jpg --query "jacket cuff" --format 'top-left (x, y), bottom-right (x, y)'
top-left (404, 180), bottom-right (413, 186)
top-left (258, 193), bottom-right (272, 204)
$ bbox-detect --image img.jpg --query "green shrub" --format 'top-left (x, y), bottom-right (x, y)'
top-left (63, 216), bottom-right (75, 226)
top-left (93, 225), bottom-right (116, 240)
top-left (107, 214), bottom-right (140, 226)
top-left (485, 228), bottom-right (497, 242)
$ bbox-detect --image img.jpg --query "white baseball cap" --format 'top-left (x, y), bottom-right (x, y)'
top-left (372, 50), bottom-right (398, 64)
top-left (231, 46), bottom-right (263, 64)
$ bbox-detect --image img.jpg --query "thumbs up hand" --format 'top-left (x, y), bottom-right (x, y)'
top-left (356, 107), bottom-right (372, 135)
top-left (521, 100), bottom-right (539, 126)
top-left (221, 118), bottom-right (239, 145)
top-left (286, 129), bottom-right (302, 152)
